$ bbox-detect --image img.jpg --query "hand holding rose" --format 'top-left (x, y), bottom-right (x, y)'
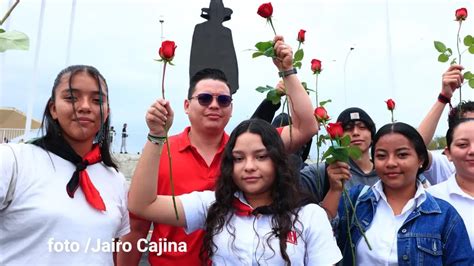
top-left (441, 64), bottom-right (464, 99)
top-left (272, 35), bottom-right (293, 71)
top-left (146, 99), bottom-right (174, 137)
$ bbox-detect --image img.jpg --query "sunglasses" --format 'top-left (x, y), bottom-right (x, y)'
top-left (190, 93), bottom-right (233, 107)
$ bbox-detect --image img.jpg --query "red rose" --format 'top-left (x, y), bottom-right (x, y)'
top-left (159, 40), bottom-right (177, 61)
top-left (257, 2), bottom-right (273, 18)
top-left (455, 8), bottom-right (468, 21)
top-left (327, 122), bottom-right (344, 139)
top-left (314, 107), bottom-right (329, 122)
top-left (297, 29), bottom-right (306, 43)
top-left (385, 98), bottom-right (396, 110)
top-left (311, 59), bottom-right (322, 74)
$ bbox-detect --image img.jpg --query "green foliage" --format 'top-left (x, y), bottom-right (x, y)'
top-left (266, 89), bottom-right (282, 104)
top-left (464, 71), bottom-right (474, 79)
top-left (256, 85), bottom-right (275, 93)
top-left (463, 71), bottom-right (474, 88)
top-left (253, 41), bottom-right (275, 59)
top-left (319, 99), bottom-right (332, 107)
top-left (0, 30), bottom-right (29, 52)
top-left (438, 53), bottom-right (449, 62)
top-left (464, 35), bottom-right (474, 46)
top-left (428, 136), bottom-right (447, 150)
top-left (434, 41), bottom-right (447, 52)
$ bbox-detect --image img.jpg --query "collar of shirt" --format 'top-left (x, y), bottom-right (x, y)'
top-left (446, 173), bottom-right (474, 200)
top-left (372, 180), bottom-right (427, 212)
top-left (176, 126), bottom-right (229, 153)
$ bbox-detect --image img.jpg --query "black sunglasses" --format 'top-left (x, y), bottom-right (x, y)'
top-left (190, 93), bottom-right (233, 107)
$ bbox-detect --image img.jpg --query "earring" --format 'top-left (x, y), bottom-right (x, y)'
top-left (419, 165), bottom-right (423, 169)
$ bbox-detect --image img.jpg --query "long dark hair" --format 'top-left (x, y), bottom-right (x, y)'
top-left (201, 119), bottom-right (309, 265)
top-left (371, 122), bottom-right (428, 177)
top-left (38, 65), bottom-right (117, 169)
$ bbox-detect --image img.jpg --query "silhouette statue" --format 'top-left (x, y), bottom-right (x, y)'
top-left (189, 0), bottom-right (239, 94)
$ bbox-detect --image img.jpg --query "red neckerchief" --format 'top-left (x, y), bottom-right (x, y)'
top-left (66, 145), bottom-right (106, 211)
top-left (232, 197), bottom-right (254, 216)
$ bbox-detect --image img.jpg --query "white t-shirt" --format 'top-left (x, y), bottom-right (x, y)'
top-left (427, 174), bottom-right (474, 250)
top-left (0, 143), bottom-right (130, 265)
top-left (181, 190), bottom-right (342, 265)
top-left (423, 151), bottom-right (455, 185)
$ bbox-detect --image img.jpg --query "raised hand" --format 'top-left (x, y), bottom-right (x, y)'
top-left (441, 64), bottom-right (464, 99)
top-left (273, 35), bottom-right (293, 71)
top-left (146, 99), bottom-right (174, 137)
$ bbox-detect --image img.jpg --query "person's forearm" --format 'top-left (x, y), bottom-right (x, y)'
top-left (283, 74), bottom-right (318, 147)
top-left (418, 100), bottom-right (447, 146)
top-left (128, 140), bottom-right (163, 216)
top-left (320, 189), bottom-right (343, 218)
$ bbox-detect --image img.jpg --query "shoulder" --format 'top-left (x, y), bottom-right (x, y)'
top-left (426, 178), bottom-right (450, 197)
top-left (297, 203), bottom-right (328, 220)
top-left (1, 143), bottom-right (46, 162)
top-left (423, 192), bottom-right (460, 217)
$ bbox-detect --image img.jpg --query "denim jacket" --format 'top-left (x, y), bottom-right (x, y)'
top-left (337, 185), bottom-right (473, 266)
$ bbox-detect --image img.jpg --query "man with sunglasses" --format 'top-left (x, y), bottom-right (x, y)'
top-left (119, 35), bottom-right (318, 266)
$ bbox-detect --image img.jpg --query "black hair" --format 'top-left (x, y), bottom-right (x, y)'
top-left (188, 68), bottom-right (232, 99)
top-left (448, 100), bottom-right (474, 128)
top-left (372, 122), bottom-right (428, 177)
top-left (446, 118), bottom-right (474, 150)
top-left (39, 65), bottom-right (117, 169)
top-left (201, 119), bottom-right (310, 265)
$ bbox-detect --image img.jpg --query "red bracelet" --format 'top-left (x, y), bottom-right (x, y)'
top-left (438, 93), bottom-right (452, 108)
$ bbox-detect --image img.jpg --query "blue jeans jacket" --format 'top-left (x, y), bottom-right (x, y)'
top-left (337, 185), bottom-right (473, 266)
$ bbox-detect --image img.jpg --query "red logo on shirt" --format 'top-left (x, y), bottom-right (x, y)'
top-left (286, 231), bottom-right (298, 245)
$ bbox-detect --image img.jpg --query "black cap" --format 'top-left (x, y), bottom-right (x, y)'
top-left (337, 107), bottom-right (376, 139)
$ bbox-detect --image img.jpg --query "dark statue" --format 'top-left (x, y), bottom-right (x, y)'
top-left (189, 0), bottom-right (239, 94)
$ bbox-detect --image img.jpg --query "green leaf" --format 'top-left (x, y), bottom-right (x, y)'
top-left (463, 71), bottom-right (474, 79)
top-left (340, 135), bottom-right (351, 146)
top-left (0, 30), bottom-right (30, 52)
top-left (446, 48), bottom-right (453, 56)
top-left (469, 46), bottom-right (474, 54)
top-left (294, 49), bottom-right (304, 62)
top-left (469, 79), bottom-right (474, 88)
top-left (348, 146), bottom-right (362, 160)
top-left (255, 85), bottom-right (274, 93)
top-left (434, 41), bottom-right (447, 53)
top-left (263, 47), bottom-right (275, 57)
top-left (322, 146), bottom-right (335, 160)
top-left (438, 54), bottom-right (449, 63)
top-left (293, 61), bottom-right (302, 69)
top-left (255, 41), bottom-right (273, 52)
top-left (326, 157), bottom-right (336, 164)
top-left (464, 35), bottom-right (474, 46)
top-left (332, 148), bottom-right (349, 162)
top-left (450, 58), bottom-right (457, 65)
top-left (252, 51), bottom-right (264, 58)
top-left (266, 90), bottom-right (282, 105)
top-left (320, 99), bottom-right (332, 107)
top-left (0, 28), bottom-right (5, 33)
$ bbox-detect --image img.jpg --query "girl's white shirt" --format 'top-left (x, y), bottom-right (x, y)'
top-left (181, 190), bottom-right (342, 266)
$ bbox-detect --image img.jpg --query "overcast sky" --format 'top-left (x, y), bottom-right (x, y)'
top-left (1, 0), bottom-right (473, 155)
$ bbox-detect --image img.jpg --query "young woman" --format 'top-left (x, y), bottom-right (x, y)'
top-left (0, 65), bottom-right (129, 265)
top-left (323, 122), bottom-right (472, 265)
top-left (128, 99), bottom-right (341, 265)
top-left (427, 118), bottom-right (474, 250)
